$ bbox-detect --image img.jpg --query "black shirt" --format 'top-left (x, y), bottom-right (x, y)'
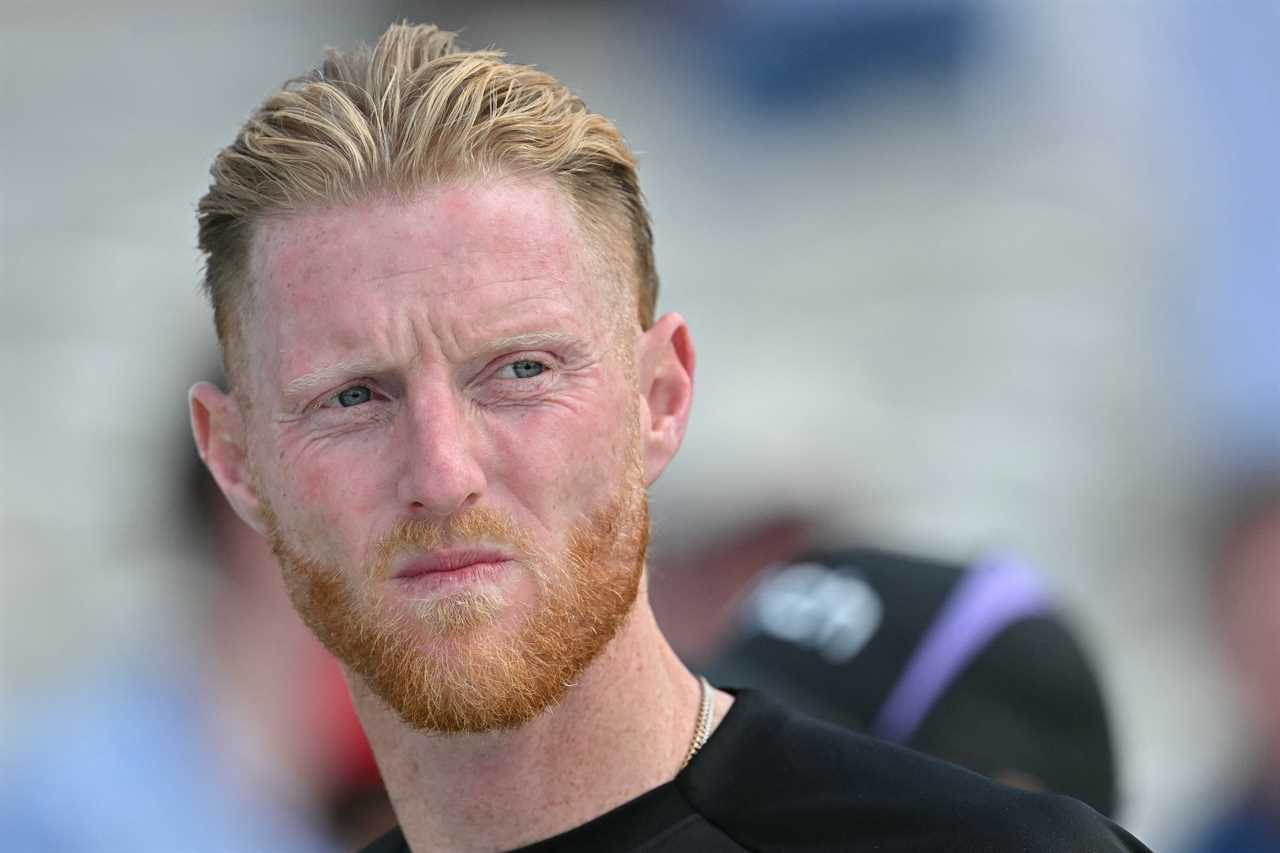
top-left (361, 689), bottom-right (1150, 852)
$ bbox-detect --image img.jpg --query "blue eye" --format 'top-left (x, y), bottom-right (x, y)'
top-left (508, 360), bottom-right (545, 379)
top-left (336, 385), bottom-right (372, 407)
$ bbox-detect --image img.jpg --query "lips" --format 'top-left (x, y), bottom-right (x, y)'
top-left (392, 548), bottom-right (513, 580)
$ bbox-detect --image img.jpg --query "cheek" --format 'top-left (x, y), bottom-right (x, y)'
top-left (298, 465), bottom-right (353, 524)
top-left (265, 434), bottom-right (391, 557)
top-left (487, 400), bottom-right (635, 519)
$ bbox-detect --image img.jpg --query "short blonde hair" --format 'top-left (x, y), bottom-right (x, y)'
top-left (197, 22), bottom-right (658, 376)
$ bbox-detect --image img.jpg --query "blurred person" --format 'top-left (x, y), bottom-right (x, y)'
top-left (187, 22), bottom-right (1149, 852)
top-left (1189, 481), bottom-right (1280, 852)
top-left (0, 397), bottom-right (391, 851)
top-left (652, 531), bottom-right (1119, 816)
top-left (681, 0), bottom-right (980, 111)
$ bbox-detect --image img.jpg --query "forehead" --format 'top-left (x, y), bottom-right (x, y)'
top-left (251, 176), bottom-right (592, 306)
top-left (242, 177), bottom-right (607, 381)
top-left (257, 175), bottom-right (586, 274)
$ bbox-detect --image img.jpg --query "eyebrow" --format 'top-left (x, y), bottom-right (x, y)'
top-left (482, 331), bottom-right (583, 354)
top-left (282, 359), bottom-right (390, 399)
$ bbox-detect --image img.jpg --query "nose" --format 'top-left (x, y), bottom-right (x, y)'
top-left (397, 381), bottom-right (486, 517)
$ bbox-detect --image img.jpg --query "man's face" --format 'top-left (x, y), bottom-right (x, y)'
top-left (228, 176), bottom-right (654, 732)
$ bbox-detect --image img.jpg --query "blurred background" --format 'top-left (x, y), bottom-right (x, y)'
top-left (3, 1), bottom-right (1279, 850)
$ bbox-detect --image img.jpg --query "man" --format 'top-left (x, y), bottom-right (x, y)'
top-left (190, 22), bottom-right (1149, 852)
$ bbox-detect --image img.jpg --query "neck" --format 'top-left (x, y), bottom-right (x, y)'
top-left (350, 580), bottom-right (712, 853)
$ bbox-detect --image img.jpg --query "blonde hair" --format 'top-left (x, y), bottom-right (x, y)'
top-left (197, 22), bottom-right (657, 375)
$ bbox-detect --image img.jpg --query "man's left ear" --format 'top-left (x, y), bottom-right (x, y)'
top-left (636, 312), bottom-right (696, 485)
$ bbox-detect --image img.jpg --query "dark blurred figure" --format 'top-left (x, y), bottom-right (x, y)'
top-left (653, 523), bottom-right (1118, 817)
top-left (0, 392), bottom-right (393, 852)
top-left (1190, 482), bottom-right (1280, 852)
top-left (680, 0), bottom-right (980, 113)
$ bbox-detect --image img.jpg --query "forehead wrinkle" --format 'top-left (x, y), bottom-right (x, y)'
top-left (363, 273), bottom-right (562, 298)
top-left (361, 257), bottom-right (547, 281)
top-left (457, 292), bottom-right (591, 336)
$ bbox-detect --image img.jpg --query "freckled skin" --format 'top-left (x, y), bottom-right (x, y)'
top-left (241, 175), bottom-right (635, 641)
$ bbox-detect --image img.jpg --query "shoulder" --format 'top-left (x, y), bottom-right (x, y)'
top-left (680, 690), bottom-right (1149, 852)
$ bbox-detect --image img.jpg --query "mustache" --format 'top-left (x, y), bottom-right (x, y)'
top-left (370, 506), bottom-right (534, 579)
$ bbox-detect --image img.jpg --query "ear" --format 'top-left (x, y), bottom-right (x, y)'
top-left (189, 381), bottom-right (268, 536)
top-left (636, 312), bottom-right (696, 485)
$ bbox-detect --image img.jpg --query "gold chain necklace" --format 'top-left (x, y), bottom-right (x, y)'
top-left (681, 676), bottom-right (714, 770)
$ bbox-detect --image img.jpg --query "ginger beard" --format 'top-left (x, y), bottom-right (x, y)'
top-left (259, 438), bottom-right (649, 734)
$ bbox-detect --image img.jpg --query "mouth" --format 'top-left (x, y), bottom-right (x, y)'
top-left (391, 548), bottom-right (514, 592)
